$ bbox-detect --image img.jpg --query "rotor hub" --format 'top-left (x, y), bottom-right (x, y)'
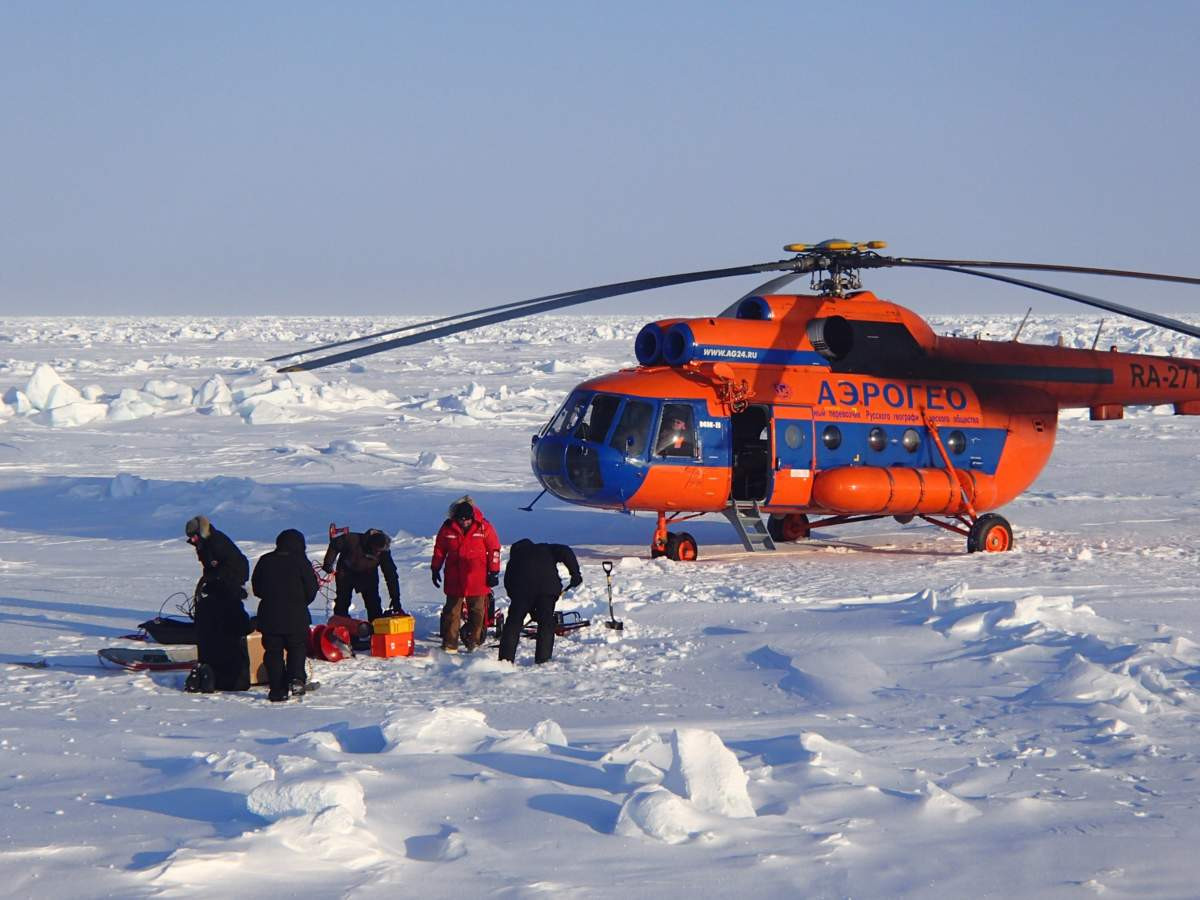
top-left (783, 239), bottom-right (888, 297)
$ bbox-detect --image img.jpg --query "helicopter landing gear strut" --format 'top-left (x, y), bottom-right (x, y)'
top-left (650, 511), bottom-right (700, 561)
top-left (916, 513), bottom-right (1015, 553)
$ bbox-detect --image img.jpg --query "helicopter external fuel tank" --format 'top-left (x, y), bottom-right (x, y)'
top-left (811, 466), bottom-right (998, 515)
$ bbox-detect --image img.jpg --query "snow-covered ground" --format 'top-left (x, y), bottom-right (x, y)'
top-left (2, 312), bottom-right (1200, 898)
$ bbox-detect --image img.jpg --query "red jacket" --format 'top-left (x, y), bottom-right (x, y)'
top-left (431, 509), bottom-right (501, 597)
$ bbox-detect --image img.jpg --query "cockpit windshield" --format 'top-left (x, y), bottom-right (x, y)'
top-left (547, 391), bottom-right (589, 435)
top-left (575, 394), bottom-right (622, 442)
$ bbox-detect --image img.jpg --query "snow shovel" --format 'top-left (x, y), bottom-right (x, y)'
top-left (602, 561), bottom-right (623, 630)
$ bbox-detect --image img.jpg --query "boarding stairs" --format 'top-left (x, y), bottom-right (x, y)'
top-left (723, 500), bottom-right (776, 552)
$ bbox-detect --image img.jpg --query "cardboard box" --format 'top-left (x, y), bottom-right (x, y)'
top-left (371, 632), bottom-right (413, 657)
top-left (245, 631), bottom-right (268, 685)
top-left (372, 614), bottom-right (415, 635)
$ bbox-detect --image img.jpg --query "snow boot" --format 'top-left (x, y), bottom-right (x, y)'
top-left (289, 679), bottom-right (306, 699)
top-left (185, 663), bottom-right (216, 694)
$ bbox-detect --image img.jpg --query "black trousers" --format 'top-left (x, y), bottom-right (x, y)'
top-left (333, 570), bottom-right (383, 620)
top-left (194, 586), bottom-right (250, 691)
top-left (499, 592), bottom-right (558, 664)
top-left (261, 631), bottom-right (308, 694)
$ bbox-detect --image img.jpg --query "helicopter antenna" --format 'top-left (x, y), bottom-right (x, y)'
top-left (1011, 307), bottom-right (1033, 341)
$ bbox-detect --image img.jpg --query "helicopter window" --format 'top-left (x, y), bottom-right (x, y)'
top-left (654, 403), bottom-right (698, 458)
top-left (610, 399), bottom-right (654, 457)
top-left (784, 424), bottom-right (805, 450)
top-left (822, 425), bottom-right (842, 450)
top-left (947, 430), bottom-right (967, 454)
top-left (901, 428), bottom-right (921, 453)
top-left (549, 391), bottom-right (590, 435)
top-left (576, 394), bottom-right (621, 442)
top-left (868, 427), bottom-right (887, 452)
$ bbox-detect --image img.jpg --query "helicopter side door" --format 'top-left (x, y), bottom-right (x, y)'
top-left (767, 405), bottom-right (815, 507)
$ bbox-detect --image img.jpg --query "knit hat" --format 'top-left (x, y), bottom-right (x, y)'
top-left (363, 529), bottom-right (390, 553)
top-left (184, 515), bottom-right (211, 539)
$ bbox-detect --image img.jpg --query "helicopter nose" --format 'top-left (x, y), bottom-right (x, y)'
top-left (531, 431), bottom-right (645, 506)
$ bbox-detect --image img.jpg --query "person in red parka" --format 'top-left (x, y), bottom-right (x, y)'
top-left (431, 498), bottom-right (501, 653)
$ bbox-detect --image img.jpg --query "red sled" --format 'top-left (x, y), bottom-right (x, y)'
top-left (308, 623), bottom-right (352, 662)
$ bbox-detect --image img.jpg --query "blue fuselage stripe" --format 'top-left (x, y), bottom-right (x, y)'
top-left (693, 345), bottom-right (830, 366)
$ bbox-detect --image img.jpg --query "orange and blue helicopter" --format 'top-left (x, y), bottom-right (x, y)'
top-left (275, 241), bottom-right (1200, 560)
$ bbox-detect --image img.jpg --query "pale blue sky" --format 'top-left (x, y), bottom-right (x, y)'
top-left (2, 2), bottom-right (1198, 317)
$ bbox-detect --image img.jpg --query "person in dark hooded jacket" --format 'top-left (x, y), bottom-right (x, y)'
top-left (185, 515), bottom-right (253, 691)
top-left (322, 528), bottom-right (403, 621)
top-left (499, 539), bottom-right (582, 664)
top-left (252, 529), bottom-right (320, 701)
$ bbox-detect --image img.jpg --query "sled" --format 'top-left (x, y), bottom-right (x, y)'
top-left (521, 610), bottom-right (591, 637)
top-left (98, 645), bottom-right (199, 672)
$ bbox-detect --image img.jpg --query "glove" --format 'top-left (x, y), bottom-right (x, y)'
top-left (322, 564), bottom-right (333, 575)
top-left (387, 601), bottom-right (405, 616)
top-left (486, 572), bottom-right (499, 588)
top-left (568, 575), bottom-right (583, 591)
top-left (431, 569), bottom-right (441, 588)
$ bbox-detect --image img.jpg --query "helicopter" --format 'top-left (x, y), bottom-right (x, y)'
top-left (273, 240), bottom-right (1200, 560)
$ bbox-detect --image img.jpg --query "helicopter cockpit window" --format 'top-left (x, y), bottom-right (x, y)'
top-left (654, 403), bottom-right (698, 458)
top-left (575, 394), bottom-right (621, 442)
top-left (610, 399), bottom-right (653, 457)
top-left (548, 391), bottom-right (590, 436)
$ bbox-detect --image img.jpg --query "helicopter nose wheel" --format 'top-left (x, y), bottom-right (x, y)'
top-left (651, 531), bottom-right (699, 561)
top-left (650, 513), bottom-right (699, 561)
top-left (967, 513), bottom-right (1014, 553)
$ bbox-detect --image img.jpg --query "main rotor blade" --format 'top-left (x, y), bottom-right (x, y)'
top-left (908, 264), bottom-right (1200, 340)
top-left (278, 259), bottom-right (801, 372)
top-left (890, 257), bottom-right (1200, 286)
top-left (266, 288), bottom-right (583, 363)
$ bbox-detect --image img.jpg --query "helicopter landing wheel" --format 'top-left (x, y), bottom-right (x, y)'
top-left (967, 513), bottom-right (1014, 553)
top-left (664, 531), bottom-right (698, 561)
top-left (893, 514), bottom-right (915, 525)
top-left (767, 514), bottom-right (811, 542)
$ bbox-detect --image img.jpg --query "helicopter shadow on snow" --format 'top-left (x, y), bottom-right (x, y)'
top-left (0, 474), bottom-right (742, 553)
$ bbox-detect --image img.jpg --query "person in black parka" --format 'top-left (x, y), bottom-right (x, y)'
top-left (499, 539), bottom-right (582, 664)
top-left (185, 515), bottom-right (253, 691)
top-left (252, 529), bottom-right (319, 701)
top-left (322, 528), bottom-right (403, 621)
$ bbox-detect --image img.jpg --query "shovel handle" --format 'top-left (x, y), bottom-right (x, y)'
top-left (602, 560), bottom-right (613, 575)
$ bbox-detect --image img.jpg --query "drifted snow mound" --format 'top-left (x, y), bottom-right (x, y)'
top-left (24, 364), bottom-right (78, 410)
top-left (195, 374), bottom-right (234, 410)
top-left (247, 772), bottom-right (365, 822)
top-left (417, 450), bottom-right (450, 470)
top-left (142, 378), bottom-right (194, 404)
top-left (488, 719), bottom-right (569, 753)
top-left (615, 786), bottom-right (713, 844)
top-left (381, 707), bottom-right (499, 754)
top-left (1018, 654), bottom-right (1159, 713)
top-left (919, 781), bottom-right (981, 823)
top-left (662, 728), bottom-right (755, 818)
top-left (107, 473), bottom-right (148, 498)
top-left (601, 726), bottom-right (674, 770)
